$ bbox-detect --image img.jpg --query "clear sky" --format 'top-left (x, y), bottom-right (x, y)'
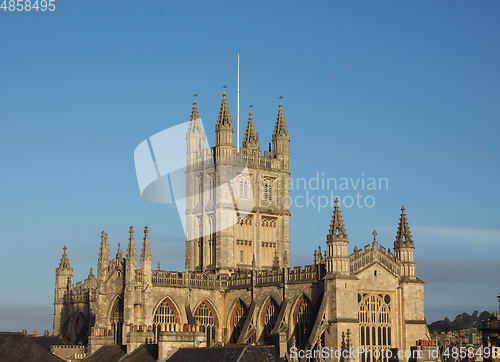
top-left (1, 0), bottom-right (499, 333)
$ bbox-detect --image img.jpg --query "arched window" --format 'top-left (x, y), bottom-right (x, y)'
top-left (229, 299), bottom-right (248, 343)
top-left (261, 297), bottom-right (279, 339)
top-left (358, 293), bottom-right (392, 362)
top-left (238, 176), bottom-right (250, 200)
top-left (292, 295), bottom-right (314, 349)
top-left (110, 297), bottom-right (124, 345)
top-left (153, 297), bottom-right (180, 342)
top-left (194, 300), bottom-right (218, 346)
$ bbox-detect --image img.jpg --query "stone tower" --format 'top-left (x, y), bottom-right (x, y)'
top-left (185, 94), bottom-right (291, 273)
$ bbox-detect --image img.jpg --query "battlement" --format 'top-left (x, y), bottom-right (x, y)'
top-left (150, 265), bottom-right (319, 290)
top-left (349, 240), bottom-right (401, 275)
top-left (188, 147), bottom-right (287, 172)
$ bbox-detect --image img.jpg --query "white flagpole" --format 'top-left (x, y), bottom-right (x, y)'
top-left (237, 53), bottom-right (240, 153)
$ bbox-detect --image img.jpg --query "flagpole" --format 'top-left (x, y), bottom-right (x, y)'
top-left (237, 53), bottom-right (240, 153)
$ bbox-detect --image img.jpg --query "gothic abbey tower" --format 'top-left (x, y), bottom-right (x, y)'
top-left (185, 94), bottom-right (291, 273)
top-left (53, 93), bottom-right (428, 361)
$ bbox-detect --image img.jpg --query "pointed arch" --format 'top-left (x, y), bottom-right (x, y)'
top-left (259, 296), bottom-right (280, 340)
top-left (153, 296), bottom-right (181, 343)
top-left (71, 311), bottom-right (87, 345)
top-left (194, 299), bottom-right (219, 346)
top-left (227, 298), bottom-right (248, 344)
top-left (109, 295), bottom-right (124, 345)
top-left (359, 293), bottom-right (392, 362)
top-left (290, 293), bottom-right (314, 349)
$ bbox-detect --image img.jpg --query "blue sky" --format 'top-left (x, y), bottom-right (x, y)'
top-left (1, 1), bottom-right (499, 332)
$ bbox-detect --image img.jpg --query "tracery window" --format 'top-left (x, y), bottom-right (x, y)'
top-left (261, 297), bottom-right (280, 338)
top-left (358, 293), bottom-right (392, 362)
top-left (229, 299), bottom-right (248, 343)
top-left (292, 295), bottom-right (314, 349)
top-left (263, 182), bottom-right (272, 202)
top-left (153, 297), bottom-right (179, 342)
top-left (238, 176), bottom-right (250, 200)
top-left (194, 300), bottom-right (217, 346)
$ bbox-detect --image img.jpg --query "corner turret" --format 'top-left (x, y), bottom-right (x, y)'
top-left (325, 199), bottom-right (350, 275)
top-left (215, 93), bottom-right (234, 154)
top-left (394, 206), bottom-right (416, 279)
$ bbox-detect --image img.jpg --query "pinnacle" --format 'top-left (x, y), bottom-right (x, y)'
top-left (58, 245), bottom-right (71, 270)
top-left (116, 243), bottom-right (123, 260)
top-left (242, 111), bottom-right (259, 149)
top-left (98, 230), bottom-right (110, 265)
top-left (127, 226), bottom-right (137, 260)
top-left (141, 225), bottom-right (151, 261)
top-left (328, 199), bottom-right (347, 240)
top-left (216, 93), bottom-right (232, 128)
top-left (273, 103), bottom-right (288, 138)
top-left (190, 99), bottom-right (199, 121)
top-left (395, 205), bottom-right (413, 245)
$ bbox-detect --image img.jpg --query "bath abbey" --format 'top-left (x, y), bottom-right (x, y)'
top-left (52, 94), bottom-right (429, 360)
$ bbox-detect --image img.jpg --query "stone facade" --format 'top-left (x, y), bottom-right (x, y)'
top-left (53, 94), bottom-right (428, 361)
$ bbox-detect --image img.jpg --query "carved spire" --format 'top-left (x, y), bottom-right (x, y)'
top-left (57, 246), bottom-right (71, 270)
top-left (242, 111), bottom-right (259, 149)
top-left (216, 93), bottom-right (232, 129)
top-left (395, 206), bottom-right (413, 246)
top-left (126, 226), bottom-right (137, 264)
top-left (98, 231), bottom-right (110, 266)
top-left (141, 226), bottom-right (151, 262)
top-left (273, 103), bottom-right (289, 138)
top-left (327, 198), bottom-right (348, 240)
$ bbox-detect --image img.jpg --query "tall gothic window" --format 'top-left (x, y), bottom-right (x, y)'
top-left (263, 182), bottom-right (272, 202)
top-left (292, 295), bottom-right (314, 349)
top-left (261, 297), bottom-right (280, 339)
top-left (194, 300), bottom-right (218, 346)
top-left (153, 297), bottom-right (180, 342)
top-left (229, 299), bottom-right (248, 343)
top-left (207, 215), bottom-right (215, 266)
top-left (197, 175), bottom-right (203, 203)
top-left (358, 293), bottom-right (392, 362)
top-left (238, 176), bottom-right (250, 200)
top-left (110, 296), bottom-right (124, 345)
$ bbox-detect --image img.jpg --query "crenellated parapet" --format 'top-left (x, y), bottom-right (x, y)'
top-left (349, 238), bottom-right (402, 276)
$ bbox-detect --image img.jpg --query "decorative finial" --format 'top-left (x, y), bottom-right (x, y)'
top-left (402, 205), bottom-right (405, 213)
top-left (129, 226), bottom-right (134, 236)
top-left (63, 245), bottom-right (67, 253)
top-left (144, 226), bottom-right (149, 236)
top-left (157, 262), bottom-right (160, 270)
top-left (335, 198), bottom-right (339, 207)
top-left (372, 230), bottom-right (377, 242)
